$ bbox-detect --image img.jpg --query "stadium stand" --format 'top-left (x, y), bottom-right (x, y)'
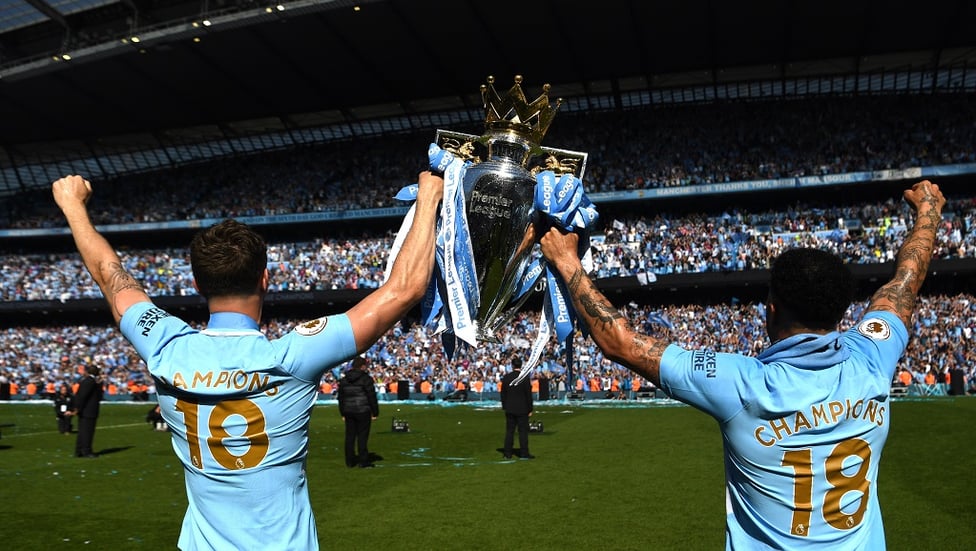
top-left (2, 93), bottom-right (975, 229)
top-left (2, 194), bottom-right (975, 301)
top-left (0, 12), bottom-right (973, 404)
top-left (1, 93), bottom-right (974, 400)
top-left (0, 295), bottom-right (972, 403)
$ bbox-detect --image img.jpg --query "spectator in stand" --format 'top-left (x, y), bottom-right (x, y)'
top-left (895, 366), bottom-right (912, 389)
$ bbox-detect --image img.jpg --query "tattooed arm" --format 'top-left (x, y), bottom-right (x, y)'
top-left (540, 229), bottom-right (668, 387)
top-left (866, 180), bottom-right (946, 328)
top-left (53, 175), bottom-right (152, 324)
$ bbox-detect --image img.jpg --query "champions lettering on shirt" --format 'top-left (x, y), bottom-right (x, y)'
top-left (754, 397), bottom-right (886, 447)
top-left (157, 370), bottom-right (281, 396)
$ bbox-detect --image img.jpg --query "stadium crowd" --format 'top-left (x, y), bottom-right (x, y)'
top-left (1, 92), bottom-right (973, 402)
top-left (1, 294), bottom-right (973, 402)
top-left (1, 93), bottom-right (974, 229)
top-left (2, 194), bottom-right (974, 301)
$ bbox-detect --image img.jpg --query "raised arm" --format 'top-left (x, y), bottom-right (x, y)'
top-left (345, 171), bottom-right (443, 353)
top-left (866, 179), bottom-right (945, 328)
top-left (52, 175), bottom-right (151, 324)
top-left (540, 229), bottom-right (668, 388)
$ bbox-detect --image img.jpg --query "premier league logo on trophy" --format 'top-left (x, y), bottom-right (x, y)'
top-left (436, 76), bottom-right (590, 343)
top-left (390, 75), bottom-right (597, 360)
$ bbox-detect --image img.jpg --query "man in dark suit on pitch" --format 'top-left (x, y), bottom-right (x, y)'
top-left (337, 357), bottom-right (379, 468)
top-left (73, 364), bottom-right (103, 458)
top-left (501, 356), bottom-right (534, 460)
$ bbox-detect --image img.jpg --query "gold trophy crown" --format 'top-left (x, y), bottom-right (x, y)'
top-left (481, 75), bottom-right (563, 145)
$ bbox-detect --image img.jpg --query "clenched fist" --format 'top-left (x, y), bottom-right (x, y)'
top-left (52, 174), bottom-right (93, 212)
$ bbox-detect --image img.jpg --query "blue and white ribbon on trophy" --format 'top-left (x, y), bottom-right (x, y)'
top-left (387, 144), bottom-right (480, 355)
top-left (388, 143), bottom-right (598, 381)
top-left (511, 171), bottom-right (599, 386)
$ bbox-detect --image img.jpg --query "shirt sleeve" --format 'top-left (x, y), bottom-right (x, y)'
top-left (119, 301), bottom-right (195, 369)
top-left (659, 344), bottom-right (757, 423)
top-left (272, 314), bottom-right (358, 384)
top-left (844, 310), bottom-right (909, 382)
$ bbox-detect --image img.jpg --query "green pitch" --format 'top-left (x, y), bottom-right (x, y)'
top-left (1, 398), bottom-right (973, 550)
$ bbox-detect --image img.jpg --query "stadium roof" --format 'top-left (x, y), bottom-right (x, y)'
top-left (0, 0), bottom-right (973, 159)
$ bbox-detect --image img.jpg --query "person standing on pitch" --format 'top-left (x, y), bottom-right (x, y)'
top-left (54, 383), bottom-right (75, 435)
top-left (539, 180), bottom-right (944, 549)
top-left (501, 356), bottom-right (534, 460)
top-left (338, 356), bottom-right (379, 468)
top-left (72, 364), bottom-right (102, 457)
top-left (53, 171), bottom-right (442, 551)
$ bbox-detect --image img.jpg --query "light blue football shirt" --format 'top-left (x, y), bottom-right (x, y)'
top-left (121, 301), bottom-right (357, 551)
top-left (660, 310), bottom-right (907, 550)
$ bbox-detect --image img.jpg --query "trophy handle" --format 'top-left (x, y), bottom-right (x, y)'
top-left (435, 130), bottom-right (486, 165)
top-left (435, 129), bottom-right (588, 181)
top-left (528, 146), bottom-right (588, 181)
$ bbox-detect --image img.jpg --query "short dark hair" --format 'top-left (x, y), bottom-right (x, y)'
top-left (352, 357), bottom-right (367, 370)
top-left (769, 248), bottom-right (854, 330)
top-left (511, 357), bottom-right (523, 369)
top-left (190, 219), bottom-right (268, 299)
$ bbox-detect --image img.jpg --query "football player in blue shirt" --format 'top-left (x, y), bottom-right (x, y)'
top-left (54, 171), bottom-right (443, 550)
top-left (540, 180), bottom-right (945, 550)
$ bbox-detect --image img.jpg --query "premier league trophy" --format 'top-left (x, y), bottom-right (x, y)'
top-left (433, 75), bottom-right (589, 343)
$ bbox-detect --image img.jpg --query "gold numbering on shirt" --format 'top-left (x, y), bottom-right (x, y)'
top-left (174, 398), bottom-right (270, 471)
top-left (782, 437), bottom-right (872, 536)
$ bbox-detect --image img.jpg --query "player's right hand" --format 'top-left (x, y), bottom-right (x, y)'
top-left (52, 174), bottom-right (93, 210)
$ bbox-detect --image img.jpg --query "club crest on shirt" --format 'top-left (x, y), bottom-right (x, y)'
top-left (296, 316), bottom-right (328, 336)
top-left (857, 318), bottom-right (891, 340)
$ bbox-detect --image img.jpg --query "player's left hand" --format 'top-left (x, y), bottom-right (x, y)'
top-left (903, 179), bottom-right (945, 214)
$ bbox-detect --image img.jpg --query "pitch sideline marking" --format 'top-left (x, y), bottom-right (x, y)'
top-left (2, 422), bottom-right (147, 438)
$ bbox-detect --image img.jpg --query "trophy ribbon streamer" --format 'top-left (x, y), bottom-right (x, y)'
top-left (389, 157), bottom-right (598, 381)
top-left (390, 177), bottom-right (447, 335)
top-left (388, 144), bottom-right (480, 352)
top-left (438, 151), bottom-right (480, 346)
top-left (512, 171), bottom-right (598, 386)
